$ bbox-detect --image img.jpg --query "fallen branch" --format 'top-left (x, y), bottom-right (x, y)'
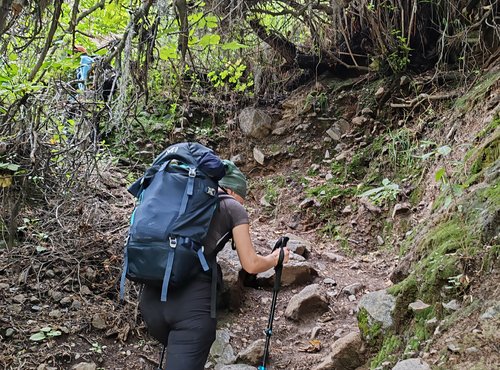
top-left (390, 92), bottom-right (460, 108)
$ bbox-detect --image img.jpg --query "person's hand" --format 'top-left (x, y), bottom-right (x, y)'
top-left (271, 247), bottom-right (289, 267)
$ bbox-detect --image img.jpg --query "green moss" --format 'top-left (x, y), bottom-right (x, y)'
top-left (470, 136), bottom-right (500, 177)
top-left (358, 307), bottom-right (383, 346)
top-left (454, 70), bottom-right (500, 111)
top-left (370, 334), bottom-right (402, 369)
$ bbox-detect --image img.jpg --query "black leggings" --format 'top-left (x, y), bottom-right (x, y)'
top-left (139, 278), bottom-right (216, 370)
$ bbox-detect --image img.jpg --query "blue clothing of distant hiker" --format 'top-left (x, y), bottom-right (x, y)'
top-left (74, 45), bottom-right (94, 90)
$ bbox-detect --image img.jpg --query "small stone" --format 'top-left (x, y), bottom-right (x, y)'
top-left (325, 173), bottom-right (333, 181)
top-left (12, 294), bottom-right (26, 304)
top-left (351, 116), bottom-right (367, 126)
top-left (442, 300), bottom-right (460, 311)
top-left (92, 314), bottom-right (107, 330)
top-left (342, 205), bottom-right (352, 214)
top-left (31, 305), bottom-right (42, 312)
top-left (60, 296), bottom-right (72, 307)
top-left (361, 108), bottom-right (374, 117)
top-left (342, 283), bottom-right (364, 296)
top-left (71, 300), bottom-right (82, 310)
top-left (375, 87), bottom-right (385, 100)
top-left (479, 304), bottom-right (500, 320)
top-left (324, 278), bottom-right (337, 286)
top-left (0, 283), bottom-right (10, 290)
top-left (5, 328), bottom-right (14, 337)
top-left (348, 295), bottom-right (356, 302)
top-left (447, 343), bottom-right (460, 353)
top-left (49, 309), bottom-right (62, 318)
top-left (324, 253), bottom-right (344, 262)
top-left (80, 286), bottom-right (92, 295)
top-left (253, 147), bottom-right (265, 165)
top-left (376, 235), bottom-right (384, 245)
top-left (465, 347), bottom-right (478, 354)
top-left (409, 300), bottom-right (431, 312)
top-left (325, 150), bottom-right (330, 159)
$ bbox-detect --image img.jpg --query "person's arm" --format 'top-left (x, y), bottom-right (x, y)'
top-left (232, 223), bottom-right (289, 274)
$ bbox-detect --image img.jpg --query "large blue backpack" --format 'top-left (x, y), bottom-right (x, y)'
top-left (119, 142), bottom-right (226, 302)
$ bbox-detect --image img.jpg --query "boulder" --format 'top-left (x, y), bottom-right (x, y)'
top-left (285, 284), bottom-right (329, 321)
top-left (392, 358), bottom-right (431, 370)
top-left (239, 108), bottom-right (272, 139)
top-left (236, 339), bottom-right (265, 366)
top-left (256, 261), bottom-right (318, 287)
top-left (312, 332), bottom-right (364, 370)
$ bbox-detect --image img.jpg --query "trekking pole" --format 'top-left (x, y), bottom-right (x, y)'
top-left (157, 344), bottom-right (166, 370)
top-left (259, 236), bottom-right (289, 370)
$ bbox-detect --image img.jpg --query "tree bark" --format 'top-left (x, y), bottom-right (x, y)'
top-left (0, 0), bottom-right (14, 36)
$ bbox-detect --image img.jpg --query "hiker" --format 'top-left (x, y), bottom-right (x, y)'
top-left (139, 159), bottom-right (290, 370)
top-left (74, 45), bottom-right (94, 90)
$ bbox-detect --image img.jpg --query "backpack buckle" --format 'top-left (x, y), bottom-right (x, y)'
top-left (207, 187), bottom-right (216, 196)
top-left (169, 237), bottom-right (177, 248)
top-left (188, 168), bottom-right (196, 177)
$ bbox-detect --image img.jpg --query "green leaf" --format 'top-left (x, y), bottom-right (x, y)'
top-left (436, 145), bottom-right (452, 156)
top-left (221, 41), bottom-right (248, 50)
top-left (197, 34), bottom-right (220, 47)
top-left (35, 245), bottom-right (48, 253)
top-left (435, 168), bottom-right (446, 182)
top-left (46, 330), bottom-right (62, 337)
top-left (0, 163), bottom-right (20, 171)
top-left (203, 15), bottom-right (218, 28)
top-left (29, 332), bottom-right (46, 341)
top-left (40, 327), bottom-right (52, 333)
top-left (159, 45), bottom-right (178, 60)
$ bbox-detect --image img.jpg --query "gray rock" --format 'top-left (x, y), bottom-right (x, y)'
top-left (342, 283), bottom-right (365, 296)
top-left (256, 261), bottom-right (318, 287)
top-left (239, 108), bottom-right (272, 139)
top-left (442, 299), bottom-right (460, 311)
top-left (71, 363), bottom-right (97, 370)
top-left (323, 278), bottom-right (337, 286)
top-left (48, 309), bottom-right (62, 318)
top-left (217, 365), bottom-right (257, 370)
top-left (312, 332), bottom-right (364, 370)
top-left (408, 300), bottom-right (431, 312)
top-left (285, 284), bottom-right (329, 321)
top-left (5, 328), bottom-right (14, 337)
top-left (351, 116), bottom-right (367, 126)
top-left (230, 154), bottom-right (244, 165)
top-left (358, 290), bottom-right (396, 330)
top-left (0, 283), bottom-right (9, 290)
top-left (479, 303), bottom-right (500, 320)
top-left (253, 147), bottom-right (265, 165)
top-left (280, 234), bottom-right (311, 257)
top-left (210, 329), bottom-right (237, 366)
top-left (12, 294), bottom-right (26, 304)
top-left (217, 246), bottom-right (245, 310)
top-left (324, 252), bottom-right (345, 262)
top-left (392, 358), bottom-right (431, 370)
top-left (236, 339), bottom-right (265, 366)
top-left (326, 126), bottom-right (342, 141)
top-left (91, 314), bottom-right (107, 330)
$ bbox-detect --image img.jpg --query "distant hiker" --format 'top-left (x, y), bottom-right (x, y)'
top-left (74, 45), bottom-right (94, 91)
top-left (138, 158), bottom-right (290, 370)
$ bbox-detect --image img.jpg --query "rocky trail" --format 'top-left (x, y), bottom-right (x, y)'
top-left (1, 70), bottom-right (499, 370)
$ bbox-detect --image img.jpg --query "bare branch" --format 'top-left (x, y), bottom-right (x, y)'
top-left (28, 0), bottom-right (63, 81)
